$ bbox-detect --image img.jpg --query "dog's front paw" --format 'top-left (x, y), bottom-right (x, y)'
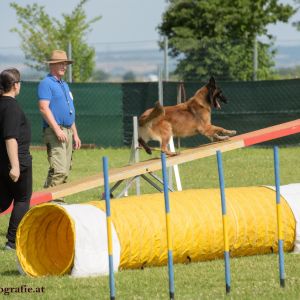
top-left (213, 134), bottom-right (229, 141)
top-left (228, 130), bottom-right (237, 137)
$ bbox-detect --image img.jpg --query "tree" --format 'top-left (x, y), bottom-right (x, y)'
top-left (90, 69), bottom-right (110, 82)
top-left (277, 65), bottom-right (300, 79)
top-left (122, 71), bottom-right (136, 82)
top-left (158, 0), bottom-right (296, 81)
top-left (10, 0), bottom-right (101, 82)
top-left (292, 0), bottom-right (300, 31)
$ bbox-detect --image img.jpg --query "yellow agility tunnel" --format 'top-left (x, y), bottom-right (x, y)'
top-left (16, 185), bottom-right (300, 277)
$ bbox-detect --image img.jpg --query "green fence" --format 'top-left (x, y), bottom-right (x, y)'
top-left (18, 79), bottom-right (300, 147)
top-left (19, 82), bottom-right (124, 146)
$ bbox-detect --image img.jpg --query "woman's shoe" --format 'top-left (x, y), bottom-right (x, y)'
top-left (4, 241), bottom-right (16, 250)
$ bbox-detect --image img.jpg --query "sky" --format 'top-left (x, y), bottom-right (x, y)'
top-left (0, 0), bottom-right (168, 51)
top-left (0, 0), bottom-right (300, 51)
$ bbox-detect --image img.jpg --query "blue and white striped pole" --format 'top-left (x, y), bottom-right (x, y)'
top-left (161, 153), bottom-right (175, 300)
top-left (273, 146), bottom-right (285, 288)
top-left (103, 156), bottom-right (116, 300)
top-left (216, 150), bottom-right (231, 294)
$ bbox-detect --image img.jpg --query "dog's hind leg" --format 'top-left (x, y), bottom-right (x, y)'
top-left (138, 137), bottom-right (152, 155)
top-left (159, 122), bottom-right (178, 156)
top-left (160, 138), bottom-right (178, 156)
top-left (161, 143), bottom-right (177, 156)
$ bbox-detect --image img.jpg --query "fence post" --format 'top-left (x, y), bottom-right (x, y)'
top-left (164, 37), bottom-right (169, 81)
top-left (253, 35), bottom-right (257, 81)
top-left (67, 41), bottom-right (72, 83)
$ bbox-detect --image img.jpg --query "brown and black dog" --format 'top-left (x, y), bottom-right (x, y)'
top-left (138, 77), bottom-right (236, 155)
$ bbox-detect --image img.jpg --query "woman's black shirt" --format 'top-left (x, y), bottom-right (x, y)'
top-left (0, 96), bottom-right (31, 172)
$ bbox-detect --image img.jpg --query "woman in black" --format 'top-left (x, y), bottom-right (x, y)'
top-left (0, 68), bottom-right (32, 250)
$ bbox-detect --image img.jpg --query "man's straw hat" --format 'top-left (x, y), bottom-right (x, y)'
top-left (45, 50), bottom-right (73, 65)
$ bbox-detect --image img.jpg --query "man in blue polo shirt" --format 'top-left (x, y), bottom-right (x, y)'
top-left (38, 49), bottom-right (81, 188)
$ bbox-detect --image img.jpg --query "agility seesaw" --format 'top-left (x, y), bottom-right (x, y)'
top-left (12, 120), bottom-right (300, 280)
top-left (1, 118), bottom-right (300, 216)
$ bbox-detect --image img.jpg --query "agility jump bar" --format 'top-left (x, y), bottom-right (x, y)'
top-left (1, 118), bottom-right (300, 216)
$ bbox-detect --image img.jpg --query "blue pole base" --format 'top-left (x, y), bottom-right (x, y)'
top-left (170, 292), bottom-right (175, 299)
top-left (226, 284), bottom-right (231, 294)
top-left (280, 279), bottom-right (285, 288)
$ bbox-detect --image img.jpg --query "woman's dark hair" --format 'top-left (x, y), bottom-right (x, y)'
top-left (0, 68), bottom-right (20, 96)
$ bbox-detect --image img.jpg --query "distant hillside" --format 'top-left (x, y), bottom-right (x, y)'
top-left (95, 48), bottom-right (178, 75)
top-left (275, 45), bottom-right (300, 68)
top-left (95, 46), bottom-right (300, 75)
top-left (0, 45), bottom-right (300, 79)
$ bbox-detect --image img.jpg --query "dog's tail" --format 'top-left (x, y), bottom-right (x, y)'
top-left (138, 101), bottom-right (164, 126)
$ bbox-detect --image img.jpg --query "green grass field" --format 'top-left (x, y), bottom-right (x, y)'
top-left (1, 147), bottom-right (300, 299)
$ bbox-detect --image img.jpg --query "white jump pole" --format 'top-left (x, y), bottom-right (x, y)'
top-left (133, 116), bottom-right (141, 195)
top-left (169, 137), bottom-right (182, 191)
top-left (158, 65), bottom-right (182, 191)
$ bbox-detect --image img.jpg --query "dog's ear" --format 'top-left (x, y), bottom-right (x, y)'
top-left (209, 76), bottom-right (216, 87)
top-left (208, 88), bottom-right (214, 104)
top-left (206, 77), bottom-right (215, 104)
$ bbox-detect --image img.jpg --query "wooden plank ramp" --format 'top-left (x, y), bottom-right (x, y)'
top-left (1, 119), bottom-right (300, 216)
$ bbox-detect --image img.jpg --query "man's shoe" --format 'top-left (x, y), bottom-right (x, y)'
top-left (4, 241), bottom-right (16, 250)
